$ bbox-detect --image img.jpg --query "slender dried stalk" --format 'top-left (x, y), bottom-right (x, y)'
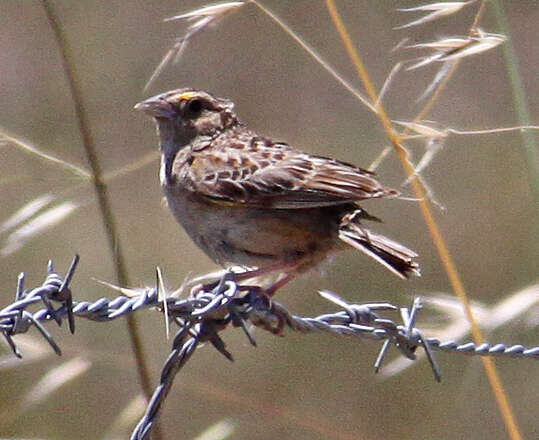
top-left (324, 1), bottom-right (523, 439)
top-left (40, 2), bottom-right (160, 439)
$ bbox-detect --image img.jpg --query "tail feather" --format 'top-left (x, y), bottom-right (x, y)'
top-left (339, 220), bottom-right (420, 279)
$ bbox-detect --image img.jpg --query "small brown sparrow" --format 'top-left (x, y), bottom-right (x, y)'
top-left (135, 88), bottom-right (419, 294)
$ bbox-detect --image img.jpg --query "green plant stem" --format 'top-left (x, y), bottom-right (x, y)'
top-left (492, 0), bottom-right (539, 222)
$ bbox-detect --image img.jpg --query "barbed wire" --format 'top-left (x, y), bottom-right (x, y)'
top-left (1, 256), bottom-right (538, 439)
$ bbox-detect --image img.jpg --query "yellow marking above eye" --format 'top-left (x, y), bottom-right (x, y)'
top-left (173, 91), bottom-right (198, 102)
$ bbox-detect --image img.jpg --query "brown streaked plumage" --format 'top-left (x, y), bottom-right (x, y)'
top-left (135, 88), bottom-right (419, 293)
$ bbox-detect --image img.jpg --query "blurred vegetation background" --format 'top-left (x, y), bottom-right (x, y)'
top-left (0, 1), bottom-right (537, 439)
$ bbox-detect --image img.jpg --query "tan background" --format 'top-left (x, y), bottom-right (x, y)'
top-left (0, 1), bottom-right (537, 439)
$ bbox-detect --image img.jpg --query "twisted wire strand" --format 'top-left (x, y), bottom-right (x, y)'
top-left (2, 257), bottom-right (538, 362)
top-left (1, 257), bottom-right (538, 439)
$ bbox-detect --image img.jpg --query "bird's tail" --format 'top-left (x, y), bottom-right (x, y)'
top-left (339, 210), bottom-right (420, 279)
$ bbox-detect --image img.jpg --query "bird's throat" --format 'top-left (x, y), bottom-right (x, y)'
top-left (159, 147), bottom-right (176, 186)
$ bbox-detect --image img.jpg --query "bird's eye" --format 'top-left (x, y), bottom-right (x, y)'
top-left (184, 99), bottom-right (202, 118)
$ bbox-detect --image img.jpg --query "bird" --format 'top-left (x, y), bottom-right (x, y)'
top-left (135, 88), bottom-right (420, 295)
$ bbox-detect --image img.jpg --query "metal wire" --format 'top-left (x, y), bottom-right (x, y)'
top-left (1, 257), bottom-right (538, 439)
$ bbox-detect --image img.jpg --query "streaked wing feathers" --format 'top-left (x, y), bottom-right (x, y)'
top-left (181, 136), bottom-right (397, 208)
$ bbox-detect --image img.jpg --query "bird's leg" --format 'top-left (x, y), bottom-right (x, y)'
top-left (264, 272), bottom-right (295, 297)
top-left (229, 262), bottom-right (295, 283)
top-left (247, 270), bottom-right (298, 335)
top-left (259, 272), bottom-right (296, 335)
top-left (191, 262), bottom-right (299, 335)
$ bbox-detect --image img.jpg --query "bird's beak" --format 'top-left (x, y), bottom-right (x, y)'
top-left (134, 96), bottom-right (176, 119)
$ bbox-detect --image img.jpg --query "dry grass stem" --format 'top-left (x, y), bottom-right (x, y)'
top-left (102, 395), bottom-right (148, 440)
top-left (416, 60), bottom-right (454, 101)
top-left (395, 1), bottom-right (472, 29)
top-left (368, 145), bottom-right (392, 171)
top-left (251, 1), bottom-right (378, 113)
top-left (402, 137), bottom-right (446, 186)
top-left (0, 194), bottom-right (55, 234)
top-left (102, 150), bottom-right (159, 182)
top-left (406, 30), bottom-right (507, 70)
top-left (325, 1), bottom-right (523, 438)
top-left (41, 3), bottom-right (156, 425)
top-left (145, 1), bottom-right (247, 92)
top-left (1, 202), bottom-right (78, 256)
top-left (192, 419), bottom-right (236, 440)
top-left (448, 125), bottom-right (539, 135)
top-left (21, 357), bottom-right (91, 408)
top-left (376, 62), bottom-right (403, 108)
top-left (1, 130), bottom-right (91, 180)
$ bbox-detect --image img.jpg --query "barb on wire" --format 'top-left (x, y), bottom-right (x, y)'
top-left (3, 258), bottom-right (538, 364)
top-left (1, 255), bottom-right (79, 357)
top-left (1, 258), bottom-right (538, 439)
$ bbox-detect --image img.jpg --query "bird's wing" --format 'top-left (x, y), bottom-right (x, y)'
top-left (180, 136), bottom-right (398, 209)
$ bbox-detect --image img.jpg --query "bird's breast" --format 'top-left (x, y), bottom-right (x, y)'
top-left (161, 181), bottom-right (341, 270)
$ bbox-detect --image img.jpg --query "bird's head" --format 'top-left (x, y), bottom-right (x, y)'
top-left (135, 88), bottom-right (237, 155)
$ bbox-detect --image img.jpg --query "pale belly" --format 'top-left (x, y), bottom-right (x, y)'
top-left (162, 184), bottom-right (343, 270)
